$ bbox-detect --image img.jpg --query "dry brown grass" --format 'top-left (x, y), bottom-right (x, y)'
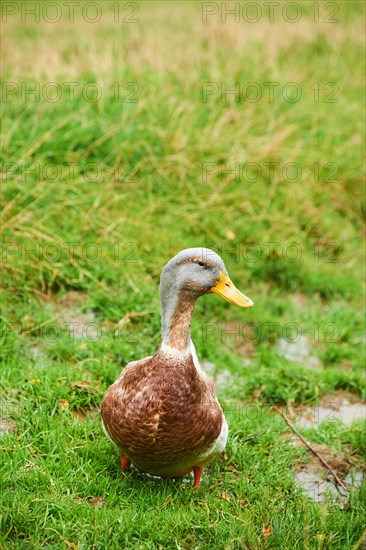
top-left (2, 1), bottom-right (364, 78)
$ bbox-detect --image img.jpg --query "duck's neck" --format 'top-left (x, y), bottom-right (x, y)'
top-left (160, 289), bottom-right (196, 353)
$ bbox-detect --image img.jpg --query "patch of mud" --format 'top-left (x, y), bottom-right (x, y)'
top-left (307, 444), bottom-right (350, 474)
top-left (26, 291), bottom-right (97, 360)
top-left (291, 293), bottom-right (310, 307)
top-left (338, 361), bottom-right (353, 372)
top-left (294, 445), bottom-right (364, 504)
top-left (0, 390), bottom-right (20, 437)
top-left (49, 291), bottom-right (96, 339)
top-left (281, 435), bottom-right (365, 504)
top-left (294, 392), bottom-right (366, 428)
top-left (294, 469), bottom-right (360, 504)
top-left (56, 291), bottom-right (89, 308)
top-left (0, 419), bottom-right (16, 437)
top-left (277, 335), bottom-right (321, 370)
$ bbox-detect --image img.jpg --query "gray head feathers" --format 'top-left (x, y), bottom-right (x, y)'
top-left (159, 248), bottom-right (227, 346)
top-left (162, 248), bottom-right (227, 274)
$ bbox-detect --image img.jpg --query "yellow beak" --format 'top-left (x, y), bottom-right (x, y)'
top-left (210, 272), bottom-right (253, 308)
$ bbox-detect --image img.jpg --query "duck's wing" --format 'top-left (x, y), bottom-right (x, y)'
top-left (101, 355), bottom-right (154, 440)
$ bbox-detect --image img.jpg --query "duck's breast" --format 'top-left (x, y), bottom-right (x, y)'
top-left (101, 352), bottom-right (224, 474)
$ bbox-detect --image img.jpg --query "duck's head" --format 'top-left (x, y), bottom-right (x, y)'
top-left (160, 247), bottom-right (253, 308)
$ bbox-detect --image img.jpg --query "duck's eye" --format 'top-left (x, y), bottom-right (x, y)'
top-left (198, 261), bottom-right (205, 267)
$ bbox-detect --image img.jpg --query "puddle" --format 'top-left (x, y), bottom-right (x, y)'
top-left (277, 335), bottom-right (321, 369)
top-left (280, 404), bottom-right (365, 504)
top-left (294, 392), bottom-right (366, 428)
top-left (289, 441), bottom-right (365, 505)
top-left (0, 419), bottom-right (16, 437)
top-left (201, 361), bottom-right (235, 388)
top-left (294, 469), bottom-right (364, 504)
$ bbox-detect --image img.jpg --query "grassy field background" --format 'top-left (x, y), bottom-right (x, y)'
top-left (1, 1), bottom-right (365, 548)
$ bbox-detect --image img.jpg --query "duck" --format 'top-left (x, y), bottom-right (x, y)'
top-left (101, 247), bottom-right (253, 489)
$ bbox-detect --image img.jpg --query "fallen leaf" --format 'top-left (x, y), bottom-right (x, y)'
top-left (86, 406), bottom-right (100, 418)
top-left (262, 525), bottom-right (272, 538)
top-left (73, 410), bottom-right (86, 422)
top-left (317, 534), bottom-right (325, 542)
top-left (227, 465), bottom-right (240, 473)
top-left (58, 399), bottom-right (69, 411)
top-left (65, 542), bottom-right (78, 549)
top-left (29, 446), bottom-right (37, 457)
top-left (221, 492), bottom-right (231, 501)
top-left (225, 229), bottom-right (236, 240)
top-left (72, 406), bottom-right (99, 422)
top-left (87, 496), bottom-right (105, 506)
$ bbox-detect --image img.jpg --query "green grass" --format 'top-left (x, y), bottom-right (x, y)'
top-left (1, 1), bottom-right (365, 548)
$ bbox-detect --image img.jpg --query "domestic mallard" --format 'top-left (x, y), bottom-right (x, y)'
top-left (101, 248), bottom-right (253, 488)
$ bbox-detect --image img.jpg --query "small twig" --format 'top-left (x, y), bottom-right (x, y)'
top-left (274, 406), bottom-right (349, 494)
top-left (19, 314), bottom-right (64, 335)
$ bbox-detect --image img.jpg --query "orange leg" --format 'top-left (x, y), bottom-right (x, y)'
top-left (193, 466), bottom-right (202, 490)
top-left (120, 455), bottom-right (130, 471)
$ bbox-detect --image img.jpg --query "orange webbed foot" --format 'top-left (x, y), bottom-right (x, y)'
top-left (193, 466), bottom-right (202, 490)
top-left (120, 455), bottom-right (131, 472)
